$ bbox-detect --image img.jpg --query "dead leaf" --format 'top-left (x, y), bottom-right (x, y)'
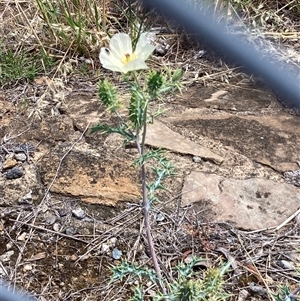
top-left (27, 252), bottom-right (47, 262)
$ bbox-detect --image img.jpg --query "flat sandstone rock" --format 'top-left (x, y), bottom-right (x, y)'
top-left (182, 171), bottom-right (300, 230)
top-left (167, 111), bottom-right (300, 172)
top-left (146, 121), bottom-right (223, 164)
top-left (39, 147), bottom-right (140, 206)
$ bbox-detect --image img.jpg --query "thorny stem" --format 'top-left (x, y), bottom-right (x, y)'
top-left (122, 71), bottom-right (167, 297)
top-left (141, 99), bottom-right (149, 154)
top-left (134, 88), bottom-right (167, 296)
top-left (135, 134), bottom-right (167, 296)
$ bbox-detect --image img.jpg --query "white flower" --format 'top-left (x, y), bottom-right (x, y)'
top-left (99, 33), bottom-right (155, 73)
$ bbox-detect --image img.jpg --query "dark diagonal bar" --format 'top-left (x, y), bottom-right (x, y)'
top-left (143, 0), bottom-right (300, 108)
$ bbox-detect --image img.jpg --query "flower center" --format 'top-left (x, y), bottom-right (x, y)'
top-left (122, 52), bottom-right (136, 64)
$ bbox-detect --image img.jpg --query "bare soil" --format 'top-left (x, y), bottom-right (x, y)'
top-left (1, 69), bottom-right (300, 300)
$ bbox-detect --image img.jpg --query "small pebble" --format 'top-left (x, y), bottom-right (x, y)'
top-left (237, 289), bottom-right (249, 301)
top-left (278, 260), bottom-right (295, 270)
top-left (17, 232), bottom-right (27, 241)
top-left (6, 242), bottom-right (13, 250)
top-left (58, 208), bottom-right (68, 217)
top-left (65, 227), bottom-right (76, 235)
top-left (70, 254), bottom-right (78, 261)
top-left (248, 283), bottom-right (268, 296)
top-left (0, 250), bottom-right (14, 262)
top-left (23, 264), bottom-right (33, 272)
top-left (18, 191), bottom-right (33, 205)
top-left (112, 248), bottom-right (122, 260)
top-left (2, 158), bottom-right (17, 170)
top-left (5, 153), bottom-right (14, 160)
top-left (101, 243), bottom-right (110, 253)
top-left (53, 222), bottom-right (62, 232)
top-left (45, 215), bottom-right (56, 225)
top-left (108, 237), bottom-right (117, 247)
top-left (192, 156), bottom-right (202, 163)
top-left (72, 207), bottom-right (85, 220)
top-left (6, 167), bottom-right (23, 179)
top-left (15, 153), bottom-right (27, 162)
top-left (58, 264), bottom-right (64, 270)
top-left (146, 281), bottom-right (152, 287)
top-left (156, 212), bottom-right (165, 222)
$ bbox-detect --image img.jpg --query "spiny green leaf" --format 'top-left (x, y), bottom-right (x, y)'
top-left (98, 79), bottom-right (120, 112)
top-left (129, 88), bottom-right (145, 129)
top-left (129, 286), bottom-right (144, 301)
top-left (110, 260), bottom-right (158, 283)
top-left (147, 71), bottom-right (164, 98)
top-left (90, 123), bottom-right (134, 141)
top-left (172, 69), bottom-right (184, 82)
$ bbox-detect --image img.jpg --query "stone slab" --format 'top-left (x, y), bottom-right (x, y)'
top-left (146, 121), bottom-right (223, 164)
top-left (167, 112), bottom-right (300, 172)
top-left (39, 146), bottom-right (140, 206)
top-left (182, 171), bottom-right (300, 230)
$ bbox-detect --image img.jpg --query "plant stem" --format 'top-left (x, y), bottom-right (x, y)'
top-left (127, 71), bottom-right (167, 297)
top-left (141, 99), bottom-right (149, 154)
top-left (135, 141), bottom-right (167, 296)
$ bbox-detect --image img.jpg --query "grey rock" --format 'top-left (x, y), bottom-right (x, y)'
top-left (72, 207), bottom-right (85, 220)
top-left (53, 222), bottom-right (62, 232)
top-left (6, 167), bottom-right (23, 179)
top-left (58, 208), bottom-right (68, 217)
top-left (45, 215), bottom-right (57, 225)
top-left (284, 169), bottom-right (300, 187)
top-left (65, 227), bottom-right (76, 235)
top-left (277, 260), bottom-right (295, 270)
top-left (155, 212), bottom-right (165, 222)
top-left (192, 156), bottom-right (202, 163)
top-left (15, 153), bottom-right (27, 162)
top-left (101, 243), bottom-right (110, 253)
top-left (112, 248), bottom-right (122, 260)
top-left (18, 190), bottom-right (33, 205)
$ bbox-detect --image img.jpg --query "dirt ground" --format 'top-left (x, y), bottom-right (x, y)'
top-left (1, 67), bottom-right (300, 300)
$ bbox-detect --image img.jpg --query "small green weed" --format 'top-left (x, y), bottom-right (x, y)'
top-left (160, 258), bottom-right (231, 301)
top-left (111, 258), bottom-right (231, 301)
top-left (0, 43), bottom-right (53, 86)
top-left (273, 285), bottom-right (292, 301)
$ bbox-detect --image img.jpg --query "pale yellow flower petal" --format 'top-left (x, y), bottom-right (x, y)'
top-left (109, 33), bottom-right (132, 60)
top-left (99, 32), bottom-right (155, 73)
top-left (99, 48), bottom-right (124, 72)
top-left (123, 59), bottom-right (149, 73)
top-left (135, 33), bottom-right (156, 61)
